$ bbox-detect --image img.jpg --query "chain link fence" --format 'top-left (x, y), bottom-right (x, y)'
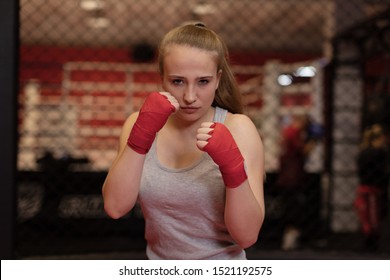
top-left (17, 0), bottom-right (390, 258)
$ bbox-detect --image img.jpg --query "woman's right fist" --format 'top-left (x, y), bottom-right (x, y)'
top-left (127, 92), bottom-right (178, 154)
top-left (159, 91), bottom-right (180, 112)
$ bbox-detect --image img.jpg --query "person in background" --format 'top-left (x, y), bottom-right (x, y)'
top-left (275, 113), bottom-right (316, 250)
top-left (355, 124), bottom-right (389, 251)
top-left (102, 23), bottom-right (265, 259)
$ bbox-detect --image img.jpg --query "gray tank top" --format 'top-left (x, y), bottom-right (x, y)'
top-left (138, 107), bottom-right (246, 259)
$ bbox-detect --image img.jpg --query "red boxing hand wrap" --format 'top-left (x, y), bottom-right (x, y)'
top-left (127, 92), bottom-right (175, 154)
top-left (202, 123), bottom-right (248, 188)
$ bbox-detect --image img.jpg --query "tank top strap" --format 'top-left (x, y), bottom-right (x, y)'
top-left (213, 106), bottom-right (228, 123)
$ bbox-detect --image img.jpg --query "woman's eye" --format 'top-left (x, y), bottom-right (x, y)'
top-left (199, 79), bottom-right (209, 85)
top-left (172, 79), bottom-right (183, 85)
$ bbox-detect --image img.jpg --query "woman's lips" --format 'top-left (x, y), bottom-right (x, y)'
top-left (180, 106), bottom-right (199, 114)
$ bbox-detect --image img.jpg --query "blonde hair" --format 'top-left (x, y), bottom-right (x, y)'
top-left (158, 23), bottom-right (243, 114)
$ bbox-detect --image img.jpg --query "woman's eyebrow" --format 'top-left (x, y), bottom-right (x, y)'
top-left (167, 75), bottom-right (214, 79)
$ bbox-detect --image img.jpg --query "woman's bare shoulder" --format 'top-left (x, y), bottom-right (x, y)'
top-left (225, 113), bottom-right (258, 135)
top-left (225, 112), bottom-right (263, 152)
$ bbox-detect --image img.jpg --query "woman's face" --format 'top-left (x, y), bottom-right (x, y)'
top-left (161, 44), bottom-right (221, 122)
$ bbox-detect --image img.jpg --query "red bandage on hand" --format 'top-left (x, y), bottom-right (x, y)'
top-left (202, 123), bottom-right (248, 188)
top-left (127, 92), bottom-right (175, 154)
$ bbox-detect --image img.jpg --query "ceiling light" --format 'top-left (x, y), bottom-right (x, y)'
top-left (295, 66), bottom-right (316, 77)
top-left (80, 0), bottom-right (104, 11)
top-left (277, 74), bottom-right (293, 86)
top-left (86, 17), bottom-right (110, 29)
top-left (192, 2), bottom-right (216, 16)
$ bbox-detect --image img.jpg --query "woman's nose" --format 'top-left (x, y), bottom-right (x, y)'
top-left (184, 86), bottom-right (197, 104)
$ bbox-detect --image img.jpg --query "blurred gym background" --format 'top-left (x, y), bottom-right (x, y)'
top-left (1, 0), bottom-right (390, 259)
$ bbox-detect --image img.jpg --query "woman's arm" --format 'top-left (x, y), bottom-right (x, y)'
top-left (102, 92), bottom-right (179, 219)
top-left (224, 114), bottom-right (265, 248)
top-left (102, 113), bottom-right (145, 219)
top-left (196, 114), bottom-right (265, 248)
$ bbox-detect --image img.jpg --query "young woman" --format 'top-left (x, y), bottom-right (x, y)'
top-left (102, 23), bottom-right (265, 260)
